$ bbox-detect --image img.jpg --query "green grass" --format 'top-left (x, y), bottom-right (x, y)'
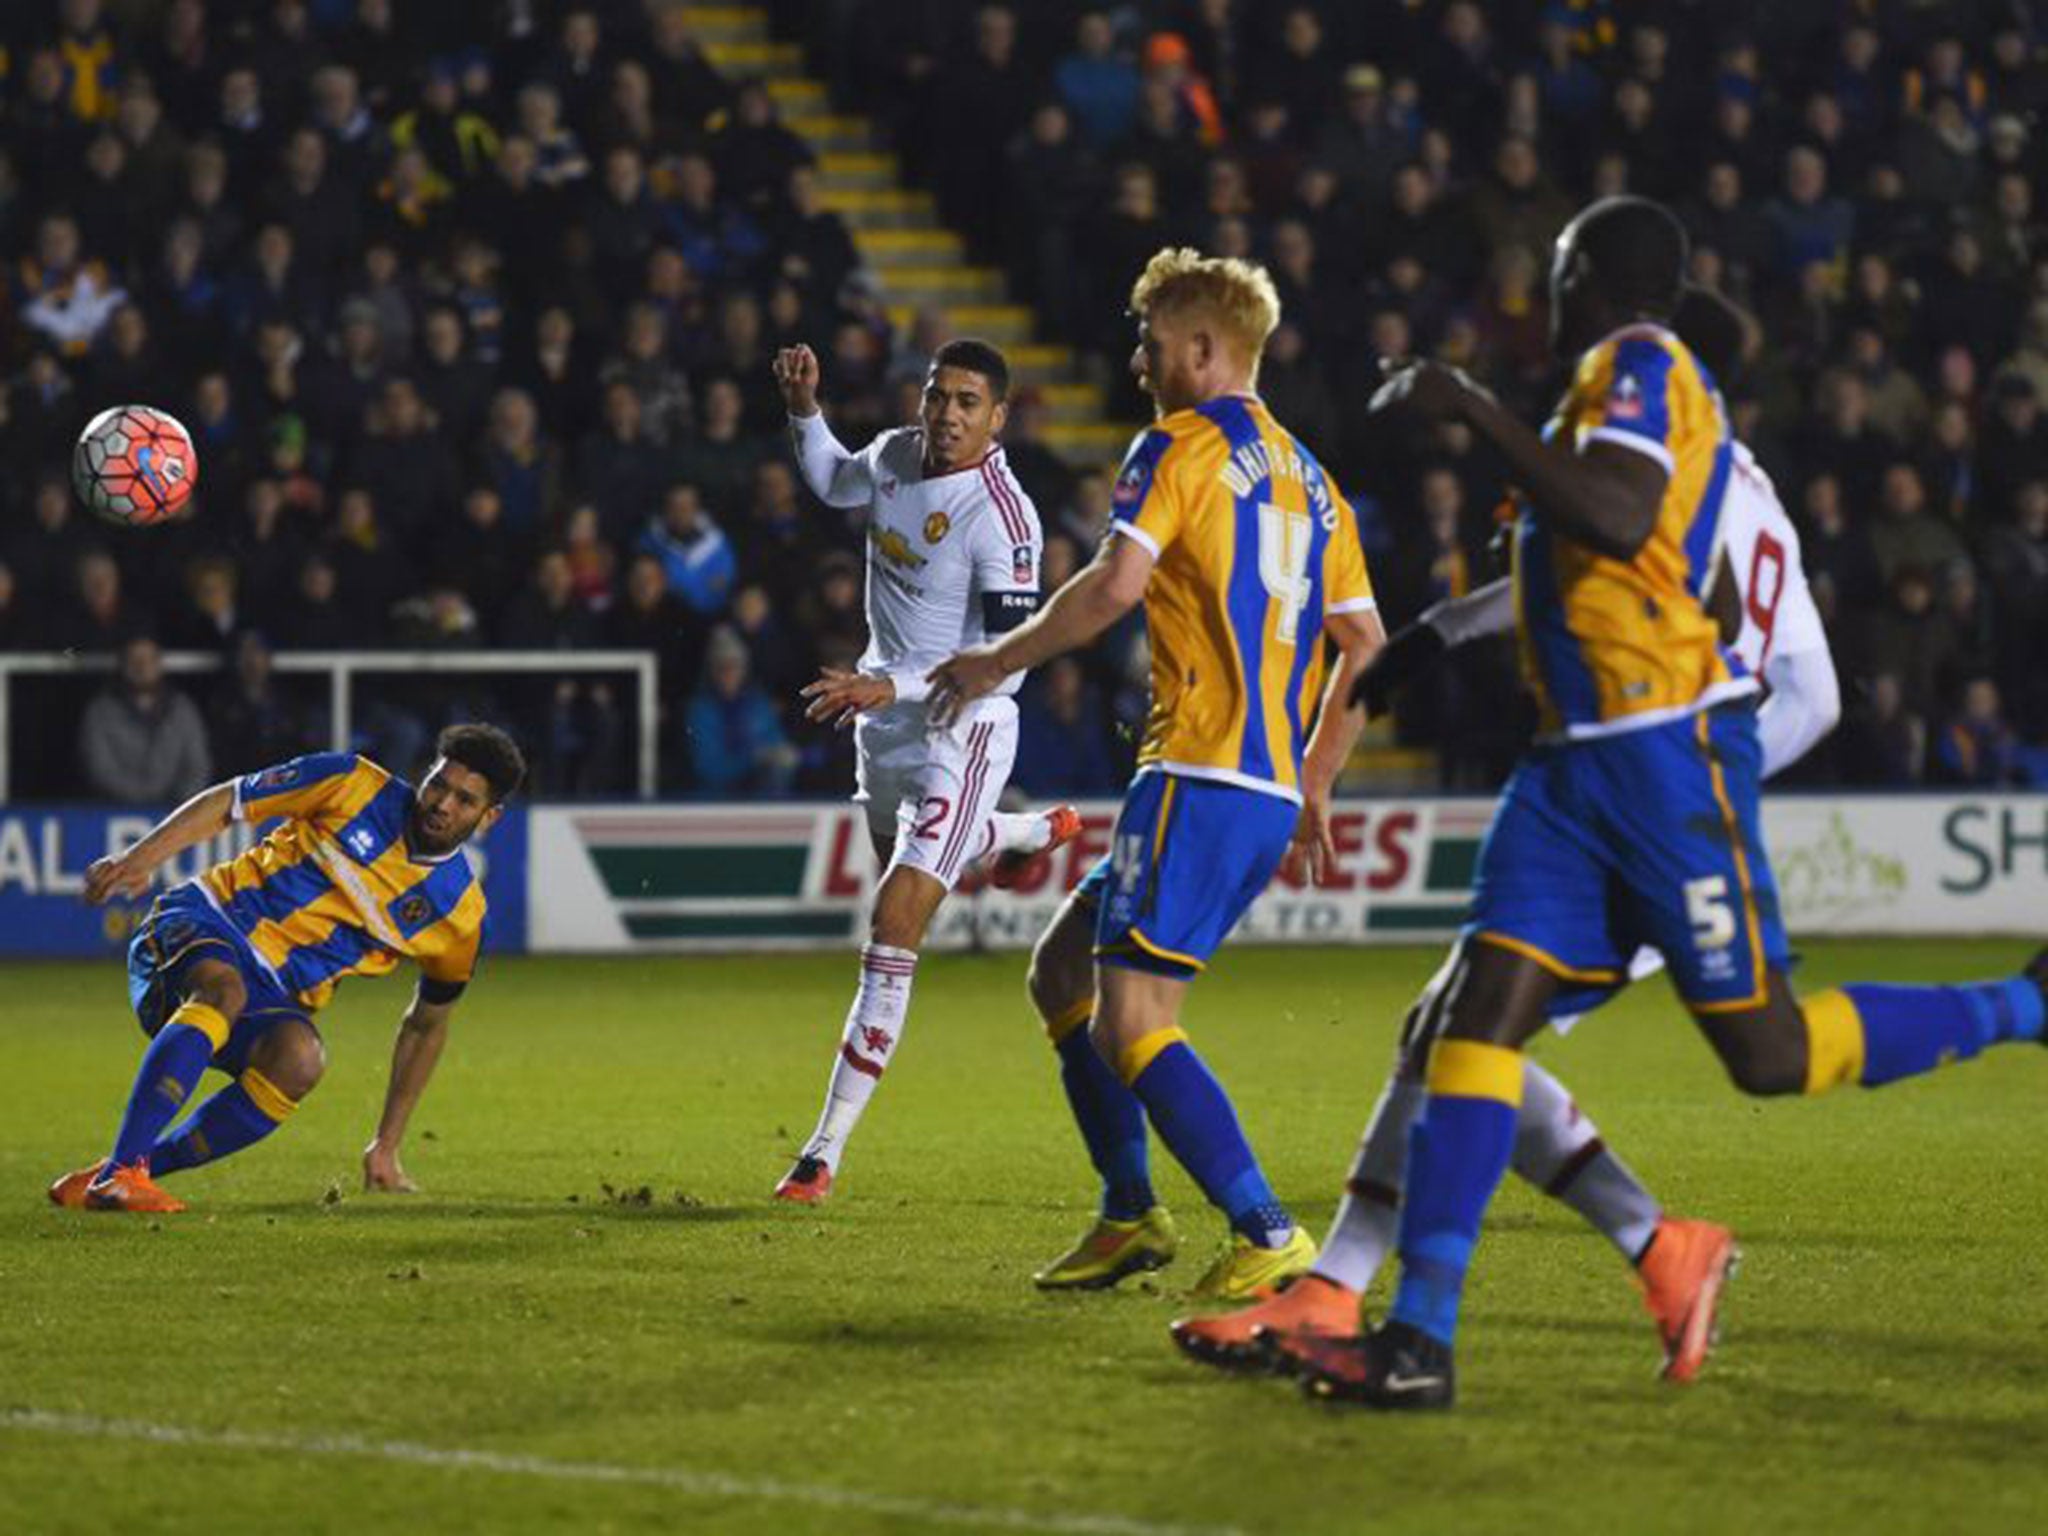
top-left (2, 941), bottom-right (2044, 1535)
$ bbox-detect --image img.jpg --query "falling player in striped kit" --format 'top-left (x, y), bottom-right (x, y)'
top-left (769, 337), bottom-right (1079, 1203)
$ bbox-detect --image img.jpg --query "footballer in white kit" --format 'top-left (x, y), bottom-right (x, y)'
top-left (768, 337), bottom-right (1077, 1203)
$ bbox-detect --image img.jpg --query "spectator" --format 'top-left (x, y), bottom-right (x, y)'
top-left (432, 485), bottom-right (527, 635)
top-left (163, 556), bottom-right (243, 652)
top-left (684, 625), bottom-right (796, 798)
top-left (477, 387), bottom-right (563, 535)
top-left (1014, 657), bottom-right (1121, 796)
top-left (1056, 11), bottom-right (1139, 151)
top-left (639, 482), bottom-right (737, 617)
top-left (348, 376), bottom-right (459, 550)
top-left (60, 549), bottom-right (149, 652)
top-left (1977, 372), bottom-right (2048, 526)
top-left (207, 630), bottom-right (316, 775)
top-left (577, 380), bottom-right (675, 544)
top-left (1934, 677), bottom-right (2020, 785)
top-left (15, 213), bottom-right (126, 358)
top-left (1839, 671), bottom-right (1925, 786)
top-left (1867, 462), bottom-right (1968, 586)
top-left (606, 552), bottom-right (707, 715)
top-left (79, 636), bottom-right (214, 804)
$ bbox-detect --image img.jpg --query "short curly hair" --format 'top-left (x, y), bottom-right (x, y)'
top-left (436, 722), bottom-right (527, 804)
top-left (1128, 247), bottom-right (1283, 361)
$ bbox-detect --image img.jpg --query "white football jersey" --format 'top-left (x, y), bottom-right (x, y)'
top-left (792, 417), bottom-right (1042, 701)
top-left (1718, 442), bottom-right (1826, 673)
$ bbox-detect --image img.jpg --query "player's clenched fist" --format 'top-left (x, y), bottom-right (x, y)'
top-left (773, 344), bottom-right (821, 417)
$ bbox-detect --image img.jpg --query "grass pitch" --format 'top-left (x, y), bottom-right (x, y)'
top-left (2, 940), bottom-right (2044, 1536)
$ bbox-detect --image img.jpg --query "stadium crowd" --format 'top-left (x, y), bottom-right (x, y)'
top-left (2, 0), bottom-right (2044, 800)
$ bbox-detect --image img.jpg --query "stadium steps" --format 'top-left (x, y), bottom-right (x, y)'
top-left (701, 39), bottom-right (804, 76)
top-left (853, 228), bottom-right (964, 268)
top-left (885, 303), bottom-right (1035, 346)
top-left (816, 186), bottom-right (938, 228)
top-left (679, 5), bottom-right (771, 43)
top-left (786, 113), bottom-right (879, 154)
top-left (816, 150), bottom-right (902, 190)
top-left (703, 2), bottom-right (1145, 468)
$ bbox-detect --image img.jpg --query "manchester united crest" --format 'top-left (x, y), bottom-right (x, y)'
top-left (923, 510), bottom-right (951, 544)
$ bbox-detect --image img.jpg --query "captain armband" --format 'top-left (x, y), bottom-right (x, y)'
top-left (981, 590), bottom-right (1040, 633)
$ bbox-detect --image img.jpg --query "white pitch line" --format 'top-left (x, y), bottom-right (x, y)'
top-left (1, 1409), bottom-right (1248, 1536)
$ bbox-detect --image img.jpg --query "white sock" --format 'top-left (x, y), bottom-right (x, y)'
top-left (1314, 1071), bottom-right (1425, 1292)
top-left (799, 943), bottom-right (917, 1168)
top-left (984, 809), bottom-right (1052, 857)
top-left (1511, 1059), bottom-right (1661, 1261)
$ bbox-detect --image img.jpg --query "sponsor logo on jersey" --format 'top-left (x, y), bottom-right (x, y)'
top-left (923, 510), bottom-right (951, 544)
top-left (870, 525), bottom-right (927, 570)
top-left (249, 765), bottom-right (299, 791)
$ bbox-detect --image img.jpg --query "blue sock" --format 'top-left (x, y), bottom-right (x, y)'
top-left (151, 1071), bottom-right (296, 1175)
top-left (1388, 1042), bottom-right (1523, 1347)
top-left (1054, 1025), bottom-right (1154, 1220)
top-left (1844, 978), bottom-right (2045, 1086)
top-left (1124, 1033), bottom-right (1291, 1246)
top-left (108, 1007), bottom-right (227, 1170)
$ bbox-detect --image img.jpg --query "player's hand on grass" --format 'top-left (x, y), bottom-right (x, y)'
top-left (1349, 622), bottom-right (1448, 718)
top-left (773, 344), bottom-right (821, 417)
top-left (1368, 359), bottom-right (1493, 422)
top-left (926, 646), bottom-right (1008, 727)
top-left (363, 1140), bottom-right (417, 1194)
top-left (83, 851), bottom-right (155, 905)
top-left (1283, 795), bottom-right (1338, 886)
top-left (801, 668), bottom-right (894, 729)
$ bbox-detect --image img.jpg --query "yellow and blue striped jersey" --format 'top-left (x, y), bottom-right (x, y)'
top-left (1516, 322), bottom-right (1757, 739)
top-left (1109, 396), bottom-right (1376, 802)
top-left (198, 753), bottom-right (486, 1012)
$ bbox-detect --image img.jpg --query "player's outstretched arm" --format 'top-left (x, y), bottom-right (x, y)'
top-left (775, 343), bottom-right (873, 508)
top-left (362, 986), bottom-right (457, 1193)
top-left (82, 779), bottom-right (236, 904)
top-left (1372, 362), bottom-right (1665, 559)
top-left (1350, 579), bottom-right (1511, 717)
top-left (926, 533), bottom-right (1151, 725)
top-left (1758, 645), bottom-right (1841, 779)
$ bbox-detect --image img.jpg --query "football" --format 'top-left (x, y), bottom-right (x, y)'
top-left (71, 404), bottom-right (199, 527)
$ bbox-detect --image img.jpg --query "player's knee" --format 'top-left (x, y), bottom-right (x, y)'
top-left (1711, 1035), bottom-right (1804, 1097)
top-left (253, 1022), bottom-right (326, 1100)
top-left (187, 965), bottom-right (247, 1024)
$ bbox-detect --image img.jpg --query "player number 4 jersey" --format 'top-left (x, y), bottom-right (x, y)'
top-left (1520, 323), bottom-right (1759, 739)
top-left (1110, 395), bottom-right (1376, 803)
top-left (197, 753), bottom-right (485, 1012)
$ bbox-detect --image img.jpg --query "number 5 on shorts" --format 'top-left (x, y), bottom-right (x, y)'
top-left (1684, 875), bottom-right (1735, 949)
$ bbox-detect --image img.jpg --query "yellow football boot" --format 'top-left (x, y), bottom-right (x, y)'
top-left (1033, 1205), bottom-right (1179, 1290)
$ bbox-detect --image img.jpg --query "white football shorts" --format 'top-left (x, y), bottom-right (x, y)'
top-left (854, 696), bottom-right (1019, 890)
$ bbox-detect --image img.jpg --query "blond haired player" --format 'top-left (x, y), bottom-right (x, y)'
top-left (931, 251), bottom-right (1385, 1299)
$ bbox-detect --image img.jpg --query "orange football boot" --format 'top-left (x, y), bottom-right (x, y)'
top-left (47, 1160), bottom-right (109, 1209)
top-left (773, 1155), bottom-right (833, 1205)
top-left (990, 805), bottom-right (1083, 890)
top-left (83, 1163), bottom-right (186, 1214)
top-left (1638, 1217), bottom-right (1738, 1382)
top-left (1169, 1272), bottom-right (1361, 1372)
